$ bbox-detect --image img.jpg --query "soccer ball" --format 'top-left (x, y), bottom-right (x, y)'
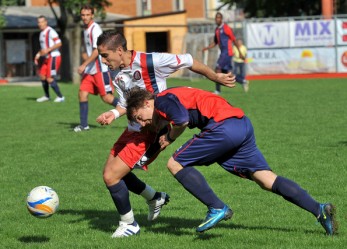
top-left (26, 186), bottom-right (59, 218)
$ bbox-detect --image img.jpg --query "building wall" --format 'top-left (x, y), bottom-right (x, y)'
top-left (123, 12), bottom-right (187, 55)
top-left (184, 0), bottom-right (205, 18)
top-left (151, 0), bottom-right (173, 14)
top-left (105, 0), bottom-right (138, 17)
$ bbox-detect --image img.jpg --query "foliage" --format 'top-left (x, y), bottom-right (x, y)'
top-left (0, 0), bottom-right (20, 28)
top-left (218, 0), bottom-right (347, 18)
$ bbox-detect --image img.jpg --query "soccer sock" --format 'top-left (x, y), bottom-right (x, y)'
top-left (107, 181), bottom-right (132, 216)
top-left (41, 80), bottom-right (49, 97)
top-left (122, 172), bottom-right (147, 195)
top-left (79, 101), bottom-right (88, 128)
top-left (174, 167), bottom-right (225, 209)
top-left (215, 83), bottom-right (221, 92)
top-left (49, 79), bottom-right (63, 97)
top-left (272, 176), bottom-right (321, 217)
top-left (111, 97), bottom-right (119, 107)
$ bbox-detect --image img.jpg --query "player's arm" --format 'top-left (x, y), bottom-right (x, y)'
top-left (40, 37), bottom-right (62, 56)
top-left (96, 105), bottom-right (126, 125)
top-left (190, 59), bottom-right (236, 88)
top-left (78, 48), bottom-right (99, 74)
top-left (202, 41), bottom-right (217, 52)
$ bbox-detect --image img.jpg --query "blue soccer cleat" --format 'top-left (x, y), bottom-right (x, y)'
top-left (196, 205), bottom-right (233, 233)
top-left (317, 203), bottom-right (338, 235)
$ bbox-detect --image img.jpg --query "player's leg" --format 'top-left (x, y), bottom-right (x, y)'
top-left (251, 170), bottom-right (337, 235)
top-left (108, 129), bottom-right (169, 237)
top-left (74, 74), bottom-right (92, 132)
top-left (46, 56), bottom-right (64, 102)
top-left (36, 60), bottom-right (50, 102)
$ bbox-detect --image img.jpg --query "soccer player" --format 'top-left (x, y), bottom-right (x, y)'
top-left (95, 30), bottom-right (236, 238)
top-left (233, 38), bottom-right (249, 92)
top-left (73, 5), bottom-right (119, 132)
top-left (35, 15), bottom-right (65, 103)
top-left (202, 12), bottom-right (241, 94)
top-left (126, 86), bottom-right (337, 236)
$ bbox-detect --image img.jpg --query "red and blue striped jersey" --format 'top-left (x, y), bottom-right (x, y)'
top-left (83, 21), bottom-right (108, 74)
top-left (214, 23), bottom-right (236, 56)
top-left (155, 87), bottom-right (244, 129)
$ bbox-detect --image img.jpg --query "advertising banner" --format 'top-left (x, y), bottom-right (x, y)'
top-left (337, 47), bottom-right (347, 72)
top-left (336, 19), bottom-right (347, 45)
top-left (289, 20), bottom-right (335, 47)
top-left (246, 22), bottom-right (290, 49)
top-left (247, 47), bottom-right (336, 75)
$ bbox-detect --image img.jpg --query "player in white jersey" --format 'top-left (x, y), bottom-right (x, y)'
top-left (35, 15), bottom-right (65, 103)
top-left (94, 30), bottom-right (236, 238)
top-left (73, 5), bottom-right (119, 132)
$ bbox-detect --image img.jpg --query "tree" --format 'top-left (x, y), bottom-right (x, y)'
top-left (218, 0), bottom-right (347, 18)
top-left (0, 0), bottom-right (23, 29)
top-left (46, 0), bottom-right (111, 83)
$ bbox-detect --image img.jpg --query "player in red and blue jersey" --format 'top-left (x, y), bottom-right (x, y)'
top-left (35, 15), bottom-right (65, 103)
top-left (73, 5), bottom-right (119, 132)
top-left (94, 30), bottom-right (236, 238)
top-left (126, 86), bottom-right (337, 235)
top-left (203, 12), bottom-right (241, 94)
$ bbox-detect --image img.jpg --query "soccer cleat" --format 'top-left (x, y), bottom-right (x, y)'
top-left (73, 125), bottom-right (90, 132)
top-left (213, 90), bottom-right (221, 95)
top-left (147, 192), bottom-right (170, 221)
top-left (54, 96), bottom-right (65, 102)
top-left (317, 203), bottom-right (338, 235)
top-left (196, 205), bottom-right (233, 233)
top-left (111, 221), bottom-right (140, 238)
top-left (36, 96), bottom-right (50, 102)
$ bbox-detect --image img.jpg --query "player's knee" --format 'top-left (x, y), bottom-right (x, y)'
top-left (103, 168), bottom-right (121, 186)
top-left (166, 157), bottom-right (182, 175)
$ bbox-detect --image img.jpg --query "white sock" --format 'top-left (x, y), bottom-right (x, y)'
top-left (140, 184), bottom-right (156, 201)
top-left (120, 209), bottom-right (135, 224)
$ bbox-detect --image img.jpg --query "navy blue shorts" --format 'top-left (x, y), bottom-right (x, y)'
top-left (173, 116), bottom-right (271, 179)
top-left (216, 53), bottom-right (232, 72)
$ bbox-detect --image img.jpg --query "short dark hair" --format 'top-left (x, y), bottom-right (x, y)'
top-left (80, 4), bottom-right (94, 14)
top-left (215, 12), bottom-right (223, 19)
top-left (126, 87), bottom-right (155, 123)
top-left (97, 30), bottom-right (128, 51)
top-left (37, 15), bottom-right (47, 20)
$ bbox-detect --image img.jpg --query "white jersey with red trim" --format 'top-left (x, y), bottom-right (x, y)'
top-left (114, 51), bottom-right (193, 109)
top-left (113, 51), bottom-right (193, 132)
top-left (39, 26), bottom-right (61, 58)
top-left (83, 21), bottom-right (108, 75)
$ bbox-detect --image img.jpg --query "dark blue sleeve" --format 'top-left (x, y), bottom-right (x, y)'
top-left (155, 94), bottom-right (189, 126)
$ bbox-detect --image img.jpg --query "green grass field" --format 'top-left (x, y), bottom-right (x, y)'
top-left (0, 77), bottom-right (346, 248)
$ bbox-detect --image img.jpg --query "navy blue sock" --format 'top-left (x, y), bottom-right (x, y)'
top-left (272, 176), bottom-right (320, 217)
top-left (41, 80), bottom-right (49, 97)
top-left (107, 181), bottom-right (131, 215)
top-left (215, 83), bottom-right (221, 92)
top-left (175, 167), bottom-right (225, 209)
top-left (79, 101), bottom-right (88, 127)
top-left (122, 172), bottom-right (146, 195)
top-left (111, 97), bottom-right (119, 107)
top-left (50, 79), bottom-right (63, 97)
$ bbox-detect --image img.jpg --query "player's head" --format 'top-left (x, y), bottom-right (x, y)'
top-left (97, 30), bottom-right (128, 70)
top-left (236, 38), bottom-right (243, 46)
top-left (80, 4), bottom-right (95, 26)
top-left (126, 87), bottom-right (155, 127)
top-left (215, 12), bottom-right (223, 26)
top-left (37, 15), bottom-right (48, 30)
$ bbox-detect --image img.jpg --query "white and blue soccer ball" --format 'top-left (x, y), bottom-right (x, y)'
top-left (26, 186), bottom-right (59, 218)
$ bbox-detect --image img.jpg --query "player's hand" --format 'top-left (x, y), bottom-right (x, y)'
top-left (96, 111), bottom-right (115, 125)
top-left (78, 65), bottom-right (86, 75)
top-left (215, 72), bottom-right (236, 88)
top-left (159, 134), bottom-right (171, 150)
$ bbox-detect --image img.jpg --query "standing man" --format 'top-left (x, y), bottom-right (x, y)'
top-left (126, 87), bottom-right (337, 236)
top-left (94, 30), bottom-right (236, 238)
top-left (202, 12), bottom-right (239, 95)
top-left (74, 5), bottom-right (118, 132)
top-left (233, 38), bottom-right (249, 92)
top-left (35, 15), bottom-right (65, 103)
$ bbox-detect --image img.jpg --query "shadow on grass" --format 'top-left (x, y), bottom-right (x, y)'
top-left (57, 122), bottom-right (128, 130)
top-left (18, 235), bottom-right (50, 244)
top-left (338, 141), bottom-right (347, 146)
top-left (26, 97), bottom-right (38, 101)
top-left (58, 209), bottom-right (321, 238)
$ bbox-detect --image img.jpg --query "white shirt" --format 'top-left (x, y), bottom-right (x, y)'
top-left (39, 26), bottom-right (61, 58)
top-left (113, 51), bottom-right (193, 131)
top-left (83, 22), bottom-right (108, 74)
